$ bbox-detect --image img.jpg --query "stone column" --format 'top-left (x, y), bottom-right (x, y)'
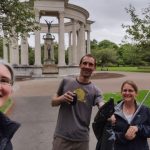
top-left (21, 34), bottom-right (29, 65)
top-left (58, 11), bottom-right (66, 66)
top-left (77, 30), bottom-right (81, 63)
top-left (34, 31), bottom-right (41, 66)
top-left (72, 19), bottom-right (77, 65)
top-left (87, 30), bottom-right (91, 54)
top-left (3, 38), bottom-right (8, 62)
top-left (68, 32), bottom-right (72, 65)
top-left (9, 35), bottom-right (19, 65)
top-left (79, 22), bottom-right (86, 60)
top-left (34, 9), bottom-right (41, 65)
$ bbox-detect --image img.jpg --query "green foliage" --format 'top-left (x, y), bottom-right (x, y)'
top-left (91, 37), bottom-right (150, 67)
top-left (122, 4), bottom-right (150, 64)
top-left (121, 4), bottom-right (150, 65)
top-left (98, 40), bottom-right (119, 49)
top-left (141, 49), bottom-right (150, 65)
top-left (91, 40), bottom-right (118, 67)
top-left (122, 47), bottom-right (141, 65)
top-left (97, 49), bottom-right (117, 67)
top-left (91, 39), bottom-right (98, 50)
top-left (29, 47), bottom-right (34, 65)
top-left (0, 0), bottom-right (40, 38)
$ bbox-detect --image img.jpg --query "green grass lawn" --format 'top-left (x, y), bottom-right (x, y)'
top-left (104, 90), bottom-right (150, 107)
top-left (97, 66), bottom-right (150, 72)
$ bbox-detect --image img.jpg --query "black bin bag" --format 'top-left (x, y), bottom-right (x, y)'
top-left (92, 98), bottom-right (115, 150)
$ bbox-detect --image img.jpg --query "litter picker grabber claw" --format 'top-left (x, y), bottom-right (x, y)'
top-left (131, 90), bottom-right (150, 123)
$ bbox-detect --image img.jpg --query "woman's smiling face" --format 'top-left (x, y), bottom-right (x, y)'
top-left (121, 83), bottom-right (137, 102)
top-left (0, 64), bottom-right (12, 107)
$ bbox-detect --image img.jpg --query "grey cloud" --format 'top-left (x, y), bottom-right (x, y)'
top-left (70, 0), bottom-right (149, 44)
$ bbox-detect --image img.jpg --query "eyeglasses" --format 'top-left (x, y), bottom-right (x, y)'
top-left (0, 76), bottom-right (12, 86)
top-left (122, 89), bottom-right (134, 93)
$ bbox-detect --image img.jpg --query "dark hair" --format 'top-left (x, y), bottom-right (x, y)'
top-left (79, 54), bottom-right (96, 67)
top-left (121, 80), bottom-right (138, 93)
top-left (0, 60), bottom-right (15, 85)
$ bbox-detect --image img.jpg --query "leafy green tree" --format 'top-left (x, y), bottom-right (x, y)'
top-left (94, 48), bottom-right (117, 68)
top-left (0, 0), bottom-right (39, 38)
top-left (122, 4), bottom-right (150, 65)
top-left (91, 40), bottom-right (119, 67)
top-left (117, 44), bottom-right (134, 66)
top-left (119, 44), bottom-right (142, 66)
top-left (91, 39), bottom-right (98, 50)
top-left (122, 5), bottom-right (150, 54)
top-left (98, 40), bottom-right (119, 49)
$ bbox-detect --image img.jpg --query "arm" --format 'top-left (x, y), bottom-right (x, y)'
top-left (51, 94), bottom-right (64, 106)
top-left (51, 91), bottom-right (75, 107)
top-left (51, 78), bottom-right (65, 107)
top-left (97, 101), bottom-right (105, 108)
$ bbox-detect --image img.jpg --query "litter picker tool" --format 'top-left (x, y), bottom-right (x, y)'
top-left (131, 90), bottom-right (150, 123)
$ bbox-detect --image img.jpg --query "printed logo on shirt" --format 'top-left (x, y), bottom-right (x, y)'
top-left (74, 88), bottom-right (86, 103)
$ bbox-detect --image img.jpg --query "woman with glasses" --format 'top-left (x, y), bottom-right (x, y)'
top-left (113, 80), bottom-right (150, 150)
top-left (0, 60), bottom-right (20, 150)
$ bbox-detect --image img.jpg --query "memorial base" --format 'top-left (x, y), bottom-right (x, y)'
top-left (44, 59), bottom-right (55, 65)
top-left (42, 64), bottom-right (58, 74)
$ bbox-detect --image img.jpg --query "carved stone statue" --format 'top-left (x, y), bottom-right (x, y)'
top-left (45, 20), bottom-right (53, 33)
top-left (43, 20), bottom-right (55, 64)
top-left (47, 43), bottom-right (51, 59)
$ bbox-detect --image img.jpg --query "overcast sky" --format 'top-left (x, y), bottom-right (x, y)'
top-left (23, 0), bottom-right (150, 47)
top-left (70, 0), bottom-right (150, 45)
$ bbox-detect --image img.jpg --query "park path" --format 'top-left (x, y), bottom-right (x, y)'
top-left (10, 71), bottom-right (150, 150)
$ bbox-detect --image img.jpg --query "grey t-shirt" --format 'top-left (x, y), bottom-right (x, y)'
top-left (54, 77), bottom-right (103, 141)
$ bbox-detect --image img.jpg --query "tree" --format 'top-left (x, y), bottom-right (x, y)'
top-left (91, 39), bottom-right (98, 50)
top-left (122, 4), bottom-right (150, 48)
top-left (0, 0), bottom-right (39, 38)
top-left (94, 48), bottom-right (117, 68)
top-left (98, 40), bottom-right (118, 49)
top-left (119, 44), bottom-right (144, 66)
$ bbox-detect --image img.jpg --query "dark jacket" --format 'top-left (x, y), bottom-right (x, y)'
top-left (114, 101), bottom-right (150, 150)
top-left (0, 112), bottom-right (20, 150)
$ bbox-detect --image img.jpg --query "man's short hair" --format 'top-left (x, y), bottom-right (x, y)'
top-left (79, 54), bottom-right (96, 67)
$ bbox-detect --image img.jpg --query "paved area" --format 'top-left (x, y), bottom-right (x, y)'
top-left (10, 71), bottom-right (150, 150)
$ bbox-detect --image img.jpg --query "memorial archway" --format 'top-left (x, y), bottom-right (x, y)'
top-left (3, 0), bottom-right (94, 77)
